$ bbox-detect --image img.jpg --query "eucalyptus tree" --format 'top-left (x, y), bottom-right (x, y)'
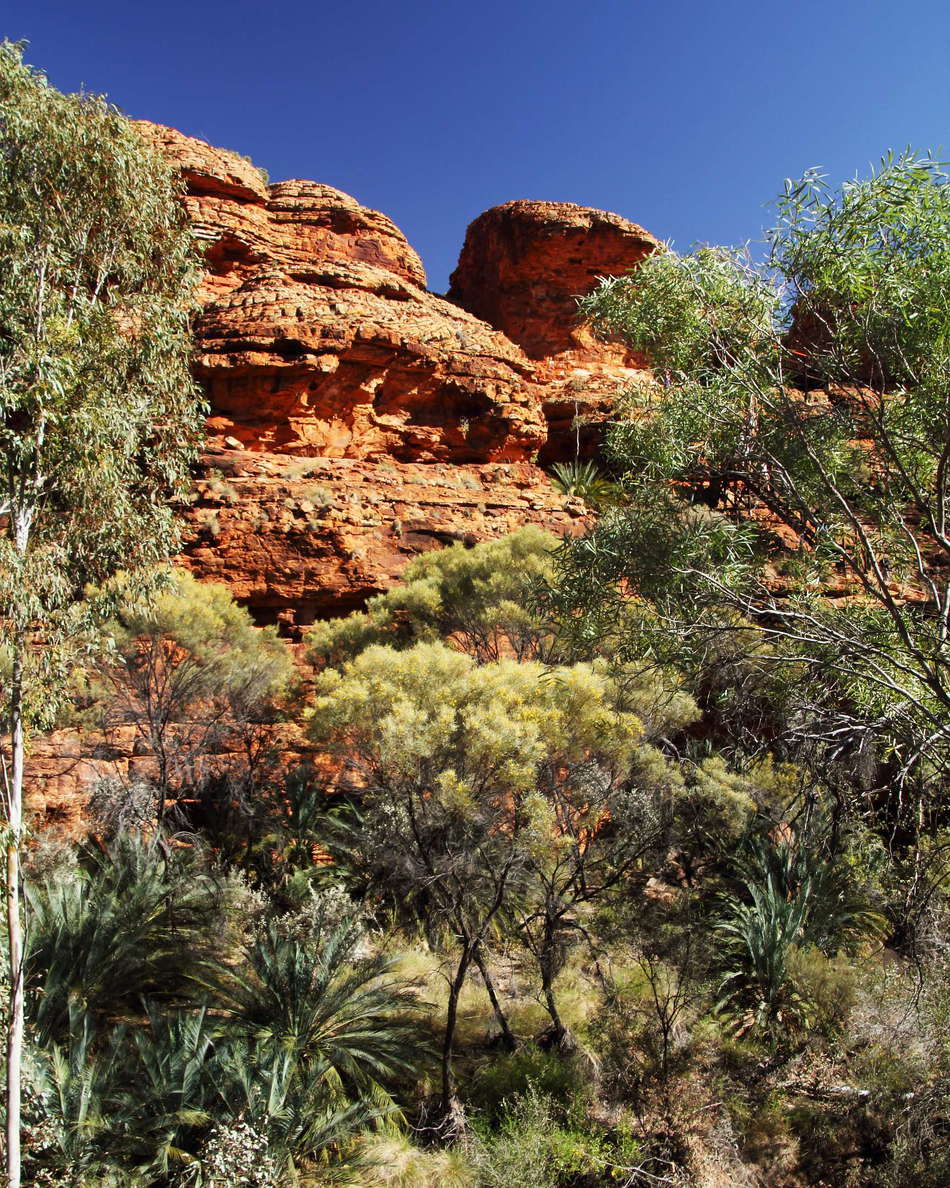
top-left (512, 666), bottom-right (693, 1048)
top-left (0, 43), bottom-right (202, 1183)
top-left (556, 151), bottom-right (950, 837)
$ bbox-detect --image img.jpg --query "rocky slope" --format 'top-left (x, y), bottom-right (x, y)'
top-left (27, 124), bottom-right (660, 821)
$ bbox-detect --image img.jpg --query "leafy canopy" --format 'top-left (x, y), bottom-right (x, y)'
top-left (0, 40), bottom-right (203, 724)
top-left (560, 151), bottom-right (950, 791)
top-left (100, 568), bottom-right (293, 722)
top-left (308, 526), bottom-right (560, 666)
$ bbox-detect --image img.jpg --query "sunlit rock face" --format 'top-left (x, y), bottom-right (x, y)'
top-left (448, 200), bottom-right (660, 460)
top-left (29, 127), bottom-right (664, 823)
top-left (137, 123), bottom-right (661, 625)
top-left (448, 199), bottom-right (659, 360)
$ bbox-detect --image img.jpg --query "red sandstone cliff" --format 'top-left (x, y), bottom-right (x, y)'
top-left (449, 200), bottom-right (660, 460)
top-left (135, 123), bottom-right (661, 625)
top-left (27, 124), bottom-right (661, 821)
top-left (448, 199), bottom-right (659, 360)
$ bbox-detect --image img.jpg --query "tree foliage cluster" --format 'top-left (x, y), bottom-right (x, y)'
top-left (561, 151), bottom-right (950, 831)
top-left (10, 527), bottom-right (907, 1187)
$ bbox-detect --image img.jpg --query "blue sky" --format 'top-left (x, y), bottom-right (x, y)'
top-left (5, 0), bottom-right (949, 291)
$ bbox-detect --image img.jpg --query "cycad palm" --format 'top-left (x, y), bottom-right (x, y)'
top-left (24, 1006), bottom-right (129, 1186)
top-left (211, 909), bottom-right (421, 1172)
top-left (222, 913), bottom-right (419, 1106)
top-left (26, 833), bottom-right (216, 1044)
top-left (209, 1036), bottom-right (380, 1182)
top-left (122, 1006), bottom-right (217, 1181)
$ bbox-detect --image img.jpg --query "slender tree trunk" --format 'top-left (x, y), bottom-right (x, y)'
top-left (540, 915), bottom-right (567, 1048)
top-left (472, 942), bottom-right (517, 1051)
top-left (440, 946), bottom-right (472, 1132)
top-left (542, 969), bottom-right (567, 1047)
top-left (5, 507), bottom-right (33, 1188)
top-left (5, 642), bottom-right (25, 1188)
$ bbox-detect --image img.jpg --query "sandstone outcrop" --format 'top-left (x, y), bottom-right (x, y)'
top-left (448, 200), bottom-right (660, 360)
top-left (187, 449), bottom-right (587, 629)
top-left (448, 200), bottom-right (659, 458)
top-left (195, 263), bottom-right (546, 463)
top-left (136, 122), bottom-right (427, 302)
top-left (134, 123), bottom-right (660, 625)
top-left (26, 125), bottom-right (662, 822)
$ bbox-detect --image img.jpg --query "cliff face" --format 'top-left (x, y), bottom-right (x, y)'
top-left (448, 199), bottom-right (659, 361)
top-left (28, 124), bottom-right (661, 824)
top-left (449, 200), bottom-right (660, 462)
top-left (195, 265), bottom-right (546, 463)
top-left (133, 124), bottom-right (661, 628)
top-left (189, 452), bottom-right (585, 626)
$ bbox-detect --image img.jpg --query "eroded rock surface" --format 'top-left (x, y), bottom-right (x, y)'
top-left (27, 125), bottom-right (661, 820)
top-left (448, 200), bottom-right (660, 360)
top-left (136, 121), bottom-right (427, 302)
top-left (186, 449), bottom-right (587, 629)
top-left (136, 123), bottom-right (661, 619)
top-left (195, 263), bottom-right (545, 463)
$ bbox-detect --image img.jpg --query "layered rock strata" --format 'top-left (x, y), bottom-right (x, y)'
top-left (187, 448), bottom-right (587, 629)
top-left (195, 263), bottom-right (546, 463)
top-left (137, 123), bottom-right (660, 623)
top-left (448, 199), bottom-right (660, 360)
top-left (27, 124), bottom-right (660, 820)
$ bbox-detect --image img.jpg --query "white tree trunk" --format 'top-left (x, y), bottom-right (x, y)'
top-left (5, 506), bottom-right (31, 1188)
top-left (5, 644), bottom-right (24, 1188)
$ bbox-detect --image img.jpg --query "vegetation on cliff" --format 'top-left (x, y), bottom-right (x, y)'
top-left (3, 45), bottom-right (950, 1188)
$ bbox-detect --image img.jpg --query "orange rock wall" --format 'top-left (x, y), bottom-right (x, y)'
top-left (448, 199), bottom-right (659, 360)
top-left (136, 123), bottom-right (660, 625)
top-left (27, 123), bottom-right (660, 822)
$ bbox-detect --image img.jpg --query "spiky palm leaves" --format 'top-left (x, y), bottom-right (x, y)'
top-left (716, 864), bottom-right (811, 1035)
top-left (24, 1005), bottom-right (127, 1186)
top-left (125, 1008), bottom-right (218, 1180)
top-left (716, 830), bottom-right (885, 1036)
top-left (25, 834), bottom-right (217, 1045)
top-left (215, 914), bottom-right (421, 1158)
top-left (23, 839), bottom-right (421, 1184)
top-left (549, 460), bottom-right (617, 508)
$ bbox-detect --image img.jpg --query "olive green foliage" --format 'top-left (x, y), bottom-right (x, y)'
top-left (307, 637), bottom-right (698, 1111)
top-left (23, 519), bottom-right (950, 1185)
top-left (466, 1045), bottom-right (582, 1123)
top-left (217, 913), bottom-right (420, 1117)
top-left (308, 527), bottom-right (559, 665)
top-left (91, 569), bottom-right (293, 821)
top-left (102, 568), bottom-right (292, 721)
top-left (466, 1090), bottom-right (643, 1188)
top-left (716, 830), bottom-right (885, 1037)
top-left (309, 643), bottom-right (648, 789)
top-left (564, 150), bottom-right (950, 806)
top-left (0, 46), bottom-right (204, 1183)
top-left (8, 56), bottom-right (950, 1179)
top-left (25, 834), bottom-right (217, 1046)
top-left (0, 40), bottom-right (203, 728)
